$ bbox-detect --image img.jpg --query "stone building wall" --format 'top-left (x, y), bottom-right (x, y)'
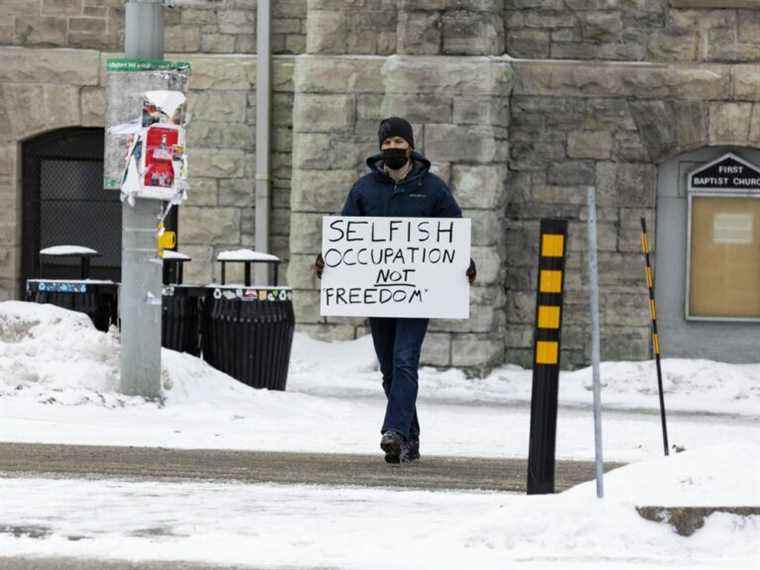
top-left (0, 0), bottom-right (306, 54)
top-left (287, 55), bottom-right (512, 369)
top-left (306, 0), bottom-right (504, 56)
top-left (0, 48), bottom-right (295, 299)
top-left (180, 55), bottom-right (295, 285)
top-left (504, 59), bottom-right (760, 367)
top-left (506, 0), bottom-right (760, 62)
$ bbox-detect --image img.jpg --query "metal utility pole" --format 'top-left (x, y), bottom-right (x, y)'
top-left (120, 0), bottom-right (164, 399)
top-left (586, 187), bottom-right (604, 498)
top-left (255, 0), bottom-right (272, 285)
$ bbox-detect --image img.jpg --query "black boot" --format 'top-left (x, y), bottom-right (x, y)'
top-left (380, 431), bottom-right (403, 464)
top-left (406, 438), bottom-right (420, 462)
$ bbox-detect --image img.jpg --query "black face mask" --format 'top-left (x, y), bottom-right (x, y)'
top-left (381, 148), bottom-right (409, 170)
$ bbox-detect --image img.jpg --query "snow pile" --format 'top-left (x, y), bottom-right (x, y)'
top-left (0, 301), bottom-right (256, 408)
top-left (0, 302), bottom-right (122, 404)
top-left (465, 443), bottom-right (760, 565)
top-left (564, 442), bottom-right (760, 506)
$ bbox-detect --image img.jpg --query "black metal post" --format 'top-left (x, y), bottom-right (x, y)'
top-left (527, 218), bottom-right (569, 495)
top-left (640, 217), bottom-right (670, 456)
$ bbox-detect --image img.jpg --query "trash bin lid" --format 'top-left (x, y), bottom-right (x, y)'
top-left (162, 251), bottom-right (192, 261)
top-left (40, 245), bottom-right (99, 257)
top-left (217, 249), bottom-right (279, 263)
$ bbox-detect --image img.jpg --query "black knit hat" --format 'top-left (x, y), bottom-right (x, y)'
top-left (378, 117), bottom-right (414, 149)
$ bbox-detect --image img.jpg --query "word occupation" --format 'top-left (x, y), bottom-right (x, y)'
top-left (320, 216), bottom-right (471, 319)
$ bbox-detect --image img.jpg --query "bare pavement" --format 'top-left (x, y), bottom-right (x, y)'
top-left (0, 442), bottom-right (624, 569)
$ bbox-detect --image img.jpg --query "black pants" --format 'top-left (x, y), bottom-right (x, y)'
top-left (369, 317), bottom-right (429, 441)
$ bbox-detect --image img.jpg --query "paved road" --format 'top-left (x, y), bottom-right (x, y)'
top-left (0, 443), bottom-right (624, 570)
top-left (0, 442), bottom-right (623, 492)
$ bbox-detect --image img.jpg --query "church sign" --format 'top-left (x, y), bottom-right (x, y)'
top-left (688, 153), bottom-right (760, 192)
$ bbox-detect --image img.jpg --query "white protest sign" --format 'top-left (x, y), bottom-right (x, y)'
top-left (320, 216), bottom-right (471, 319)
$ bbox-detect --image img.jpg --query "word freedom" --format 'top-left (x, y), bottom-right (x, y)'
top-left (323, 218), bottom-right (458, 307)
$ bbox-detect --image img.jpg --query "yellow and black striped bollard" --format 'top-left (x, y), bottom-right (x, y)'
top-left (527, 218), bottom-right (568, 495)
top-left (640, 217), bottom-right (670, 456)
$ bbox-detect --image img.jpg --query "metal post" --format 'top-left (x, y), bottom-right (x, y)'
top-left (586, 187), bottom-right (604, 498)
top-left (640, 217), bottom-right (670, 456)
top-left (255, 0), bottom-right (271, 285)
top-left (527, 219), bottom-right (568, 495)
top-left (120, 0), bottom-right (164, 399)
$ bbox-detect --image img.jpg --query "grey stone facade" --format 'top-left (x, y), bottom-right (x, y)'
top-left (0, 0), bottom-right (306, 54)
top-left (1, 0), bottom-right (759, 369)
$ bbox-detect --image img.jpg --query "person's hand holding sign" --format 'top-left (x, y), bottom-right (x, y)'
top-left (313, 253), bottom-right (325, 279)
top-left (467, 258), bottom-right (477, 285)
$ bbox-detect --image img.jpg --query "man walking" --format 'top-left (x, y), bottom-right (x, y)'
top-left (317, 117), bottom-right (475, 464)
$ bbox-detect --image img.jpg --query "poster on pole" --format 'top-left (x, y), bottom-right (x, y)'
top-left (104, 59), bottom-right (190, 192)
top-left (320, 216), bottom-right (471, 319)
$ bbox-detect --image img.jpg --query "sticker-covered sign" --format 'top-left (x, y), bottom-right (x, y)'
top-left (320, 216), bottom-right (471, 319)
top-left (104, 59), bottom-right (189, 194)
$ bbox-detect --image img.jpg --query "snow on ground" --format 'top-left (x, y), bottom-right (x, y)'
top-left (1, 300), bottom-right (759, 462)
top-left (0, 444), bottom-right (757, 569)
top-left (0, 302), bottom-right (758, 568)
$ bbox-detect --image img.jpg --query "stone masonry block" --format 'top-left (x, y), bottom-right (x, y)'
top-left (709, 103), bottom-right (752, 146)
top-left (471, 246), bottom-right (502, 285)
top-left (453, 97), bottom-right (508, 127)
top-left (0, 144), bottom-right (17, 177)
top-left (218, 178), bottom-right (254, 207)
top-left (290, 169), bottom-right (355, 212)
top-left (430, 304), bottom-right (504, 334)
top-left (382, 56), bottom-right (513, 96)
top-left (421, 332), bottom-right (452, 367)
top-left (188, 55), bottom-right (255, 90)
top-left (426, 124), bottom-right (499, 163)
top-left (80, 86), bottom-right (105, 127)
top-left (180, 207), bottom-right (241, 245)
top-left (0, 246), bottom-right (22, 279)
top-left (381, 94), bottom-right (452, 124)
top-left (547, 161), bottom-right (595, 186)
top-left (0, 46), bottom-right (101, 85)
top-left (292, 133), bottom-right (364, 171)
top-left (289, 212), bottom-right (324, 254)
top-left (734, 65), bottom-right (760, 101)
top-left (292, 288), bottom-right (322, 323)
top-left (287, 253), bottom-right (320, 291)
top-left (185, 178), bottom-right (218, 207)
top-left (188, 91), bottom-right (248, 123)
top-left (512, 61), bottom-right (730, 100)
top-left (294, 56), bottom-right (385, 94)
top-left (567, 130), bottom-right (613, 160)
top-left (442, 9), bottom-right (503, 56)
top-left (307, 10), bottom-right (346, 54)
top-left (188, 122), bottom-right (254, 150)
top-left (397, 11), bottom-right (441, 56)
top-left (464, 209), bottom-right (501, 247)
top-left (293, 94), bottom-right (355, 133)
top-left (452, 333), bottom-right (503, 368)
top-left (451, 164), bottom-right (506, 209)
top-left (189, 149), bottom-right (245, 178)
top-left (180, 245), bottom-right (213, 285)
top-left (4, 84), bottom-right (81, 139)
top-left (15, 17), bottom-right (67, 46)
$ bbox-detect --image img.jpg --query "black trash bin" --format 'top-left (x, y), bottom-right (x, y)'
top-left (161, 252), bottom-right (204, 356)
top-left (26, 246), bottom-right (119, 332)
top-left (201, 250), bottom-right (294, 390)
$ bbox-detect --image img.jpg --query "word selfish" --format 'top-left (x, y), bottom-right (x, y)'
top-left (326, 219), bottom-right (455, 244)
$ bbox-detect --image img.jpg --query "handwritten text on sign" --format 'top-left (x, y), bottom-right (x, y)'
top-left (320, 216), bottom-right (471, 319)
